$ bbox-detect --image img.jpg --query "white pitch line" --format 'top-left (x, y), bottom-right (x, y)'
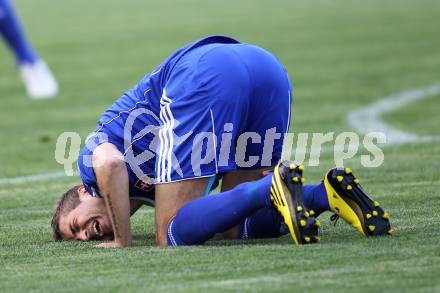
top-left (0, 171), bottom-right (78, 186)
top-left (347, 84), bottom-right (440, 145)
top-left (1, 84), bottom-right (440, 186)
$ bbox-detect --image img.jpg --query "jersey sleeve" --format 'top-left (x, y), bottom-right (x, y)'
top-left (77, 132), bottom-right (111, 197)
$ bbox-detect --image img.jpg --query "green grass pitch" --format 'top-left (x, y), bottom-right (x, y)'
top-left (1, 0), bottom-right (440, 292)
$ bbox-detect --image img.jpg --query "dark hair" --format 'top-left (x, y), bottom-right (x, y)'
top-left (51, 185), bottom-right (82, 240)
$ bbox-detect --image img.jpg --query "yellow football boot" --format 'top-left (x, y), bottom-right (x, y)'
top-left (324, 167), bottom-right (393, 236)
top-left (271, 161), bottom-right (320, 244)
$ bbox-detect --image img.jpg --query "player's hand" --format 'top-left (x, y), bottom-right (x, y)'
top-left (95, 241), bottom-right (127, 248)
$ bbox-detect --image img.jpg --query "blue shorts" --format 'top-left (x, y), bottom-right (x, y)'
top-left (156, 43), bottom-right (292, 182)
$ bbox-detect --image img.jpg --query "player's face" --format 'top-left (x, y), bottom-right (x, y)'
top-left (58, 187), bottom-right (113, 241)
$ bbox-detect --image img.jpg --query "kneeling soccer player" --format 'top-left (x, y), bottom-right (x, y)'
top-left (51, 36), bottom-right (393, 247)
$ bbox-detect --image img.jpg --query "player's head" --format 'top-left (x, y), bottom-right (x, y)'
top-left (51, 185), bottom-right (113, 241)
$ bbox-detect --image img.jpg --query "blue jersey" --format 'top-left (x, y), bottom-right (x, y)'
top-left (78, 35), bottom-right (292, 205)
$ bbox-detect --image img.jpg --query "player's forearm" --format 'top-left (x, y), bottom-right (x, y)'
top-left (93, 144), bottom-right (132, 247)
top-left (101, 165), bottom-right (132, 246)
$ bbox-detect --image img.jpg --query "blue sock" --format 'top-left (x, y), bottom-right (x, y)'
top-left (239, 183), bottom-right (331, 239)
top-left (302, 182), bottom-right (329, 216)
top-left (238, 207), bottom-right (287, 239)
top-left (167, 174), bottom-right (272, 246)
top-left (0, 0), bottom-right (37, 64)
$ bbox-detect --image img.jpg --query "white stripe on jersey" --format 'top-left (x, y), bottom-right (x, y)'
top-left (158, 90), bottom-right (174, 182)
top-left (209, 109), bottom-right (219, 174)
top-left (158, 101), bottom-right (167, 181)
top-left (164, 99), bottom-right (175, 181)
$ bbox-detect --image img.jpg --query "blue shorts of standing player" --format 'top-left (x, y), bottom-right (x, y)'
top-left (51, 36), bottom-right (393, 248)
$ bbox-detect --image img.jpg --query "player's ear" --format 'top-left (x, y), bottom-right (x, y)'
top-left (77, 186), bottom-right (90, 201)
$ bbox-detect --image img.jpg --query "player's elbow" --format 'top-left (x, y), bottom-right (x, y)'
top-left (103, 156), bottom-right (125, 171)
top-left (93, 155), bottom-right (127, 180)
top-left (92, 152), bottom-right (125, 174)
top-left (92, 143), bottom-right (125, 171)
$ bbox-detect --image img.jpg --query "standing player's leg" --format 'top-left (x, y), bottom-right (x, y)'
top-left (0, 0), bottom-right (36, 64)
top-left (0, 0), bottom-right (58, 99)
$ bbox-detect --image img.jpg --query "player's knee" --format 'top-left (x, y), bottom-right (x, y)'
top-left (165, 218), bottom-right (188, 247)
